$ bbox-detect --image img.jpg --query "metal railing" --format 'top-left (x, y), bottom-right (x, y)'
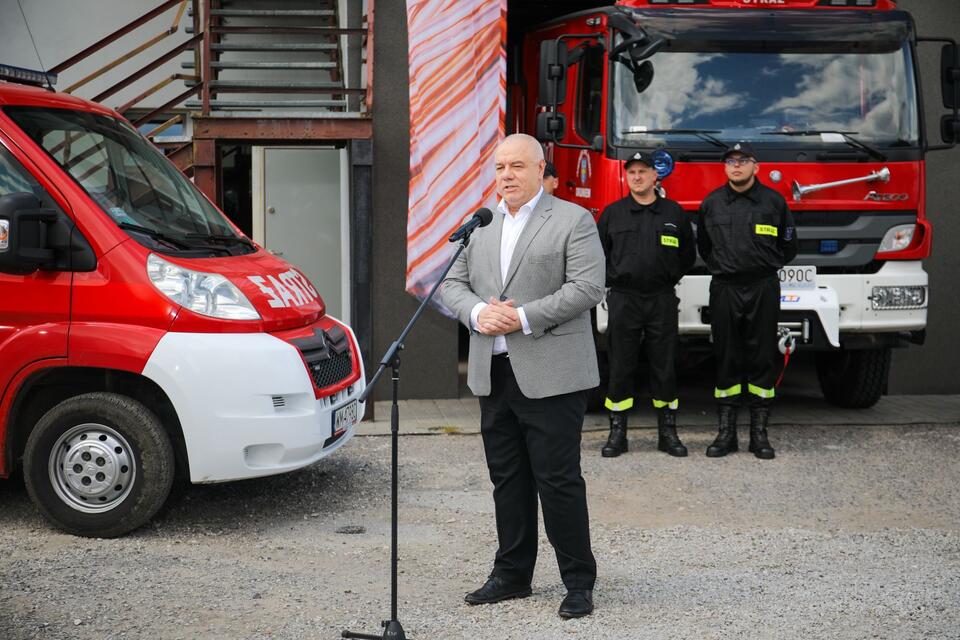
top-left (50, 0), bottom-right (199, 138)
top-left (50, 0), bottom-right (373, 128)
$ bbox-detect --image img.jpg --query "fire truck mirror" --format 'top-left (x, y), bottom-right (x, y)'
top-left (940, 114), bottom-right (960, 145)
top-left (0, 192), bottom-right (58, 275)
top-left (538, 39), bottom-right (568, 107)
top-left (633, 60), bottom-right (654, 94)
top-left (941, 43), bottom-right (959, 110)
top-left (536, 111), bottom-right (567, 143)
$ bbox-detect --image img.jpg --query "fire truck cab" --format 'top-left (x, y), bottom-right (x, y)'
top-left (519, 0), bottom-right (960, 408)
top-left (0, 74), bottom-right (365, 537)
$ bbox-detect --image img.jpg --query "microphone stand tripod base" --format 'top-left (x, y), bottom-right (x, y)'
top-left (342, 619), bottom-right (407, 640)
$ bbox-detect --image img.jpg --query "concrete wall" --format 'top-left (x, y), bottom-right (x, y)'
top-left (889, 0), bottom-right (960, 393)
top-left (370, 0), bottom-right (460, 401)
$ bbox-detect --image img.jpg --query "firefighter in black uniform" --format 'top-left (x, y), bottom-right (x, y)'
top-left (697, 141), bottom-right (798, 459)
top-left (597, 152), bottom-right (696, 458)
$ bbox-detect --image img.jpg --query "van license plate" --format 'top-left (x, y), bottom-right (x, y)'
top-left (332, 400), bottom-right (358, 435)
top-left (779, 266), bottom-right (817, 290)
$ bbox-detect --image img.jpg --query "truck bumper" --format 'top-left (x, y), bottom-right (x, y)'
top-left (142, 321), bottom-right (366, 483)
top-left (676, 261), bottom-right (928, 349)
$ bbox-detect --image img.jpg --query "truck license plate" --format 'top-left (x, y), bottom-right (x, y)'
top-left (332, 400), bottom-right (358, 435)
top-left (779, 265), bottom-right (817, 290)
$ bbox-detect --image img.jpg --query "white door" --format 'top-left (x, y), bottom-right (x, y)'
top-left (253, 146), bottom-right (350, 321)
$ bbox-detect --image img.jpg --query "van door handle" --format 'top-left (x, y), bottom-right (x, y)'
top-left (269, 249), bottom-right (284, 256)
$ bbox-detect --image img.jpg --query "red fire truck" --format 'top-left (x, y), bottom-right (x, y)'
top-left (517, 0), bottom-right (959, 408)
top-left (0, 71), bottom-right (365, 537)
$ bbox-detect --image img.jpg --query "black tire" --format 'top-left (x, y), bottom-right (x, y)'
top-left (815, 347), bottom-right (891, 409)
top-left (23, 392), bottom-right (175, 538)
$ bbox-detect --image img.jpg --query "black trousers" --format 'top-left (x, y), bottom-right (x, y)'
top-left (478, 355), bottom-right (596, 591)
top-left (606, 290), bottom-right (679, 411)
top-left (709, 275), bottom-right (780, 408)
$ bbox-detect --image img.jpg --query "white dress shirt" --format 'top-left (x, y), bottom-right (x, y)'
top-left (470, 188), bottom-right (541, 354)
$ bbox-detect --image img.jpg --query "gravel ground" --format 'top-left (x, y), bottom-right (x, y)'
top-left (2, 421), bottom-right (959, 640)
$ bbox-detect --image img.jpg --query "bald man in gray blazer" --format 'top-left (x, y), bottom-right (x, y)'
top-left (441, 134), bottom-right (605, 618)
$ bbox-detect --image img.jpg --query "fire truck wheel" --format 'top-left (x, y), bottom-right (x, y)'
top-left (815, 347), bottom-right (891, 409)
top-left (23, 392), bottom-right (175, 538)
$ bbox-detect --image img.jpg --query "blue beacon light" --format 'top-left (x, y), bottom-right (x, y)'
top-left (652, 149), bottom-right (674, 180)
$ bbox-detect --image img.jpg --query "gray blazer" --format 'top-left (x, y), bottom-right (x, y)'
top-left (440, 193), bottom-right (605, 399)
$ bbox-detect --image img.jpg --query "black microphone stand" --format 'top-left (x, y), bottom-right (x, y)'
top-left (342, 230), bottom-right (476, 640)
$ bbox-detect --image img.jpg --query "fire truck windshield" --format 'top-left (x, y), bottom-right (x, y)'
top-left (612, 44), bottom-right (919, 151)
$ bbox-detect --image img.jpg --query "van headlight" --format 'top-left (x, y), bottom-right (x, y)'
top-left (147, 254), bottom-right (260, 320)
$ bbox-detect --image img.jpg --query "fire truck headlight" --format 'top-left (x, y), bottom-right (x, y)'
top-left (877, 224), bottom-right (916, 254)
top-left (870, 286), bottom-right (927, 310)
top-left (147, 254), bottom-right (260, 320)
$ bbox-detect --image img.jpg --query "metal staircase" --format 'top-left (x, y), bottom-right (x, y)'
top-left (49, 0), bottom-right (373, 199)
top-left (183, 0), bottom-right (367, 116)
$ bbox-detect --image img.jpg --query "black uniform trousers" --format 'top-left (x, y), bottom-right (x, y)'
top-left (709, 275), bottom-right (780, 408)
top-left (478, 354), bottom-right (596, 591)
top-left (606, 289), bottom-right (679, 410)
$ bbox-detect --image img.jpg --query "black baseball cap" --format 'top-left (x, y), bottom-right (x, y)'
top-left (544, 161), bottom-right (557, 178)
top-left (722, 140), bottom-right (758, 161)
top-left (624, 151), bottom-right (655, 169)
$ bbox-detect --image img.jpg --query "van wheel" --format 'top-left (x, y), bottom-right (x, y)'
top-left (23, 392), bottom-right (174, 538)
top-left (815, 347), bottom-right (891, 409)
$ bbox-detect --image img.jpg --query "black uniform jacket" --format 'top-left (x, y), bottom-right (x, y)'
top-left (697, 180), bottom-right (798, 282)
top-left (597, 194), bottom-right (697, 295)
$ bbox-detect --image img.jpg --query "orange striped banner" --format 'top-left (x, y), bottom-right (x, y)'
top-left (405, 0), bottom-right (506, 306)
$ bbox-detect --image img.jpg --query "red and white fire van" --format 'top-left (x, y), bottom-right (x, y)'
top-left (0, 78), bottom-right (365, 538)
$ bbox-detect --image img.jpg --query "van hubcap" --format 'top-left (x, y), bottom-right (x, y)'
top-left (49, 423), bottom-right (136, 513)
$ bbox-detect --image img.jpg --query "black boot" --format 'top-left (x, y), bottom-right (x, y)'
top-left (749, 407), bottom-right (776, 459)
top-left (706, 405), bottom-right (738, 457)
top-left (657, 409), bottom-right (687, 457)
top-left (602, 412), bottom-right (628, 458)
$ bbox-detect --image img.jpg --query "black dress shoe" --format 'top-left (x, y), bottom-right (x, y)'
top-left (558, 589), bottom-right (593, 618)
top-left (464, 576), bottom-right (532, 605)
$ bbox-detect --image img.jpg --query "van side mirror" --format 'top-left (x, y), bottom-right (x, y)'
top-left (941, 43), bottom-right (959, 109)
top-left (0, 192), bottom-right (58, 275)
top-left (538, 40), bottom-right (568, 107)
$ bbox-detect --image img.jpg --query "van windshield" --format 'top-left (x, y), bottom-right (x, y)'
top-left (4, 107), bottom-right (254, 255)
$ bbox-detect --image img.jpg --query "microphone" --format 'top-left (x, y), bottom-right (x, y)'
top-left (448, 208), bottom-right (493, 243)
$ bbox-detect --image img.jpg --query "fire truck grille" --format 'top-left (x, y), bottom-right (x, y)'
top-left (291, 326), bottom-right (355, 391)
